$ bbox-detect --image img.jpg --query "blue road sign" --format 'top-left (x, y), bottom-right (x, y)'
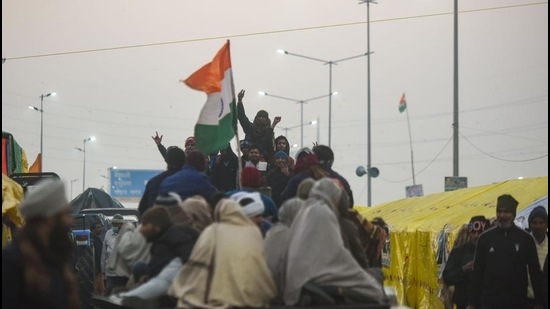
top-left (110, 169), bottom-right (163, 198)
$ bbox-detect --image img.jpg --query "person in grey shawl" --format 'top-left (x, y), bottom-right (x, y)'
top-left (284, 178), bottom-right (386, 306)
top-left (264, 198), bottom-right (305, 303)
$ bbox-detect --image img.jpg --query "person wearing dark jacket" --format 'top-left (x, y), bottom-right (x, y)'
top-left (443, 216), bottom-right (489, 309)
top-left (266, 151), bottom-right (292, 207)
top-left (237, 89), bottom-right (280, 163)
top-left (467, 195), bottom-right (544, 309)
top-left (91, 221), bottom-right (106, 295)
top-left (138, 145), bottom-right (186, 216)
top-left (137, 206), bottom-right (198, 282)
top-left (159, 151), bottom-right (218, 203)
top-left (313, 144), bottom-right (355, 208)
top-left (211, 144), bottom-right (239, 192)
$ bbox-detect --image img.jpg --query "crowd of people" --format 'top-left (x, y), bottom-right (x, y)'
top-left (2, 89), bottom-right (547, 309)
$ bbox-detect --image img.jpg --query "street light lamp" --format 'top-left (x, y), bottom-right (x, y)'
top-left (278, 118), bottom-right (320, 143)
top-left (277, 49), bottom-right (372, 147)
top-left (259, 91), bottom-right (336, 148)
top-left (29, 92), bottom-right (56, 169)
top-left (74, 136), bottom-right (96, 192)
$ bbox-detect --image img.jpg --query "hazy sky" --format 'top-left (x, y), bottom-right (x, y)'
top-left (2, 0), bottom-right (548, 206)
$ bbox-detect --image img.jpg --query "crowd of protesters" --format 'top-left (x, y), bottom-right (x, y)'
top-left (2, 88), bottom-right (547, 309)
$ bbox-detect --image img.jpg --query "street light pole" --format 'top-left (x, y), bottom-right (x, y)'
top-left (29, 92), bottom-right (56, 169)
top-left (75, 136), bottom-right (96, 192)
top-left (259, 91), bottom-right (335, 148)
top-left (359, 0), bottom-right (377, 206)
top-left (277, 49), bottom-right (371, 147)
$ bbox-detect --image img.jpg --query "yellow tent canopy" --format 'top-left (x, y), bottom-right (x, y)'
top-left (356, 177), bottom-right (548, 309)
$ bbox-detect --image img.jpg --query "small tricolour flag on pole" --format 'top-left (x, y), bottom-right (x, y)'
top-left (399, 92), bottom-right (407, 113)
top-left (183, 40), bottom-right (237, 155)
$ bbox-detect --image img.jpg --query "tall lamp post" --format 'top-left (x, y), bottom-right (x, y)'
top-left (277, 49), bottom-right (371, 147)
top-left (359, 0), bottom-right (377, 206)
top-left (259, 91), bottom-right (335, 148)
top-left (74, 136), bottom-right (96, 192)
top-left (29, 92), bottom-right (56, 168)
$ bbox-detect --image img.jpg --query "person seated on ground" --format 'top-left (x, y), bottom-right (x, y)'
top-left (237, 89), bottom-right (281, 163)
top-left (231, 191), bottom-right (266, 228)
top-left (104, 196), bottom-right (212, 308)
top-left (267, 151), bottom-right (292, 208)
top-left (180, 195), bottom-right (213, 234)
top-left (228, 167), bottom-right (278, 235)
top-left (138, 145), bottom-right (186, 216)
top-left (284, 178), bottom-right (386, 306)
top-left (264, 197), bottom-right (305, 304)
top-left (168, 198), bottom-right (276, 308)
top-left (297, 178), bottom-right (315, 200)
top-left (106, 220), bottom-right (151, 291)
top-left (159, 151), bottom-right (218, 202)
top-left (134, 206), bottom-right (198, 286)
top-left (337, 191), bottom-right (369, 270)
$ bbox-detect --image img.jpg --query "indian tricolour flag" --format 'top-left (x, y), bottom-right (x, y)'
top-left (183, 40), bottom-right (237, 155)
top-left (399, 92), bottom-right (407, 113)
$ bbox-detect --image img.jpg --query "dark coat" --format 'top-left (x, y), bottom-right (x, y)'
top-left (237, 102), bottom-right (275, 162)
top-left (2, 236), bottom-right (76, 309)
top-left (138, 169), bottom-right (180, 216)
top-left (211, 145), bottom-right (239, 192)
top-left (266, 167), bottom-right (291, 208)
top-left (146, 224), bottom-right (198, 278)
top-left (469, 225), bottom-right (543, 308)
top-left (159, 165), bottom-right (218, 203)
top-left (442, 242), bottom-right (476, 308)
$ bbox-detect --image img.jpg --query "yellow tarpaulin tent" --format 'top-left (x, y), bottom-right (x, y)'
top-left (2, 174), bottom-right (25, 248)
top-left (356, 177), bottom-right (548, 309)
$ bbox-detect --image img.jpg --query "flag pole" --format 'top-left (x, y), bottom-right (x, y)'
top-left (405, 103), bottom-right (416, 185)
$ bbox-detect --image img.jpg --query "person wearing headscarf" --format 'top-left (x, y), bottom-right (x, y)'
top-left (527, 205), bottom-right (548, 307)
top-left (2, 179), bottom-right (82, 309)
top-left (468, 194), bottom-right (543, 309)
top-left (264, 198), bottom-right (305, 303)
top-left (284, 178), bottom-right (385, 306)
top-left (159, 151), bottom-right (218, 202)
top-left (267, 150), bottom-right (292, 207)
top-left (296, 178), bottom-right (315, 200)
top-left (168, 198), bottom-right (276, 308)
top-left (336, 191), bottom-right (369, 269)
top-left (280, 147), bottom-right (329, 203)
top-left (138, 145), bottom-right (186, 216)
top-left (236, 89), bottom-right (281, 163)
top-left (180, 195), bottom-right (213, 233)
top-left (442, 216), bottom-right (489, 309)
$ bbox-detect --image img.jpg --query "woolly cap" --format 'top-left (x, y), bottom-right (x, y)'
top-left (111, 214), bottom-right (125, 224)
top-left (19, 179), bottom-right (69, 220)
top-left (496, 194), bottom-right (519, 215)
top-left (528, 206), bottom-right (548, 225)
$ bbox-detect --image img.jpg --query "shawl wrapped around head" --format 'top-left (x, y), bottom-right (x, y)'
top-left (169, 199), bottom-right (276, 309)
